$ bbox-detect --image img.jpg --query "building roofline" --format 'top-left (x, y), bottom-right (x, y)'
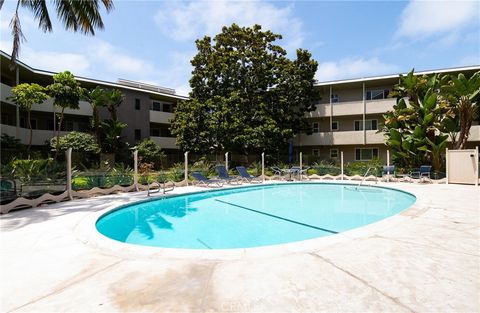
top-left (0, 50), bottom-right (189, 100)
top-left (314, 65), bottom-right (480, 86)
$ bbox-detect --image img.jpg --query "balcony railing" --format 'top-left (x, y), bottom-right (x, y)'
top-left (150, 136), bottom-right (178, 149)
top-left (150, 110), bottom-right (174, 124)
top-left (1, 83), bottom-right (92, 116)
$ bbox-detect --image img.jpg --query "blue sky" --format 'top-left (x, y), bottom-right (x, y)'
top-left (1, 0), bottom-right (479, 96)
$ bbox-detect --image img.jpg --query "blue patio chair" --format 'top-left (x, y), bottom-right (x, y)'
top-left (409, 165), bottom-right (432, 182)
top-left (216, 165), bottom-right (242, 184)
top-left (382, 165), bottom-right (396, 181)
top-left (191, 172), bottom-right (224, 188)
top-left (236, 166), bottom-right (262, 183)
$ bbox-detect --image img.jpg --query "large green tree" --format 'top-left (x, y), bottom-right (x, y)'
top-left (171, 24), bottom-right (319, 155)
top-left (8, 83), bottom-right (48, 150)
top-left (3, 0), bottom-right (113, 63)
top-left (46, 71), bottom-right (84, 154)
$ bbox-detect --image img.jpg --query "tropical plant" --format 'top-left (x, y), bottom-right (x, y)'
top-left (104, 89), bottom-right (124, 121)
top-left (4, 0), bottom-right (113, 63)
top-left (85, 86), bottom-right (108, 143)
top-left (382, 70), bottom-right (449, 170)
top-left (101, 119), bottom-right (127, 154)
top-left (171, 24), bottom-right (319, 156)
top-left (441, 71), bottom-right (480, 149)
top-left (8, 83), bottom-right (48, 149)
top-left (50, 131), bottom-right (100, 154)
top-left (1, 134), bottom-right (22, 149)
top-left (9, 158), bottom-right (65, 183)
top-left (46, 71), bottom-right (84, 154)
top-left (167, 163), bottom-right (185, 182)
top-left (134, 138), bottom-right (165, 169)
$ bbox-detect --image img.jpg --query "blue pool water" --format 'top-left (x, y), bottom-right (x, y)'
top-left (96, 183), bottom-right (415, 249)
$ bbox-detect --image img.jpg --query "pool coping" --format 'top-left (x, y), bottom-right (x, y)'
top-left (75, 181), bottom-right (423, 261)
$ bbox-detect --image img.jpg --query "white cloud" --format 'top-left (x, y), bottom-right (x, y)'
top-left (154, 0), bottom-right (304, 54)
top-left (22, 50), bottom-right (90, 74)
top-left (397, 0), bottom-right (479, 39)
top-left (315, 58), bottom-right (400, 82)
top-left (90, 41), bottom-right (154, 76)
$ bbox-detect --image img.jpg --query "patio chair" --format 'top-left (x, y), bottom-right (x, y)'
top-left (191, 172), bottom-right (224, 188)
top-left (382, 165), bottom-right (396, 181)
top-left (216, 165), bottom-right (242, 185)
top-left (236, 166), bottom-right (262, 183)
top-left (0, 178), bottom-right (17, 204)
top-left (290, 166), bottom-right (311, 180)
top-left (409, 165), bottom-right (432, 182)
top-left (271, 166), bottom-right (285, 180)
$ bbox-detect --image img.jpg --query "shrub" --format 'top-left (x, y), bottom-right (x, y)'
top-left (50, 131), bottom-right (100, 154)
top-left (135, 139), bottom-right (165, 169)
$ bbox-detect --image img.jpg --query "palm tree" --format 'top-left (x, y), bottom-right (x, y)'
top-left (441, 72), bottom-right (480, 149)
top-left (105, 89), bottom-right (124, 121)
top-left (4, 0), bottom-right (114, 63)
top-left (85, 86), bottom-right (108, 144)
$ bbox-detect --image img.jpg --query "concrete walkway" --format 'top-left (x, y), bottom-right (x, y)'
top-left (1, 182), bottom-right (479, 312)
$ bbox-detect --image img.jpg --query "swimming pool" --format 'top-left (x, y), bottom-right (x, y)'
top-left (96, 183), bottom-right (415, 249)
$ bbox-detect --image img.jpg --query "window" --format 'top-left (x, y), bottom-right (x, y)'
top-left (162, 103), bottom-right (172, 113)
top-left (20, 117), bottom-right (38, 129)
top-left (366, 89), bottom-right (389, 100)
top-left (47, 119), bottom-right (55, 131)
top-left (330, 149), bottom-right (339, 159)
top-left (63, 121), bottom-right (74, 131)
top-left (331, 121), bottom-right (339, 131)
top-left (134, 129), bottom-right (141, 140)
top-left (135, 98), bottom-right (141, 110)
top-left (331, 94), bottom-right (339, 103)
top-left (312, 149), bottom-right (320, 156)
top-left (150, 128), bottom-right (160, 137)
top-left (354, 119), bottom-right (378, 131)
top-left (151, 101), bottom-right (161, 111)
top-left (355, 148), bottom-right (379, 161)
top-left (160, 128), bottom-right (172, 137)
top-left (312, 122), bottom-right (319, 133)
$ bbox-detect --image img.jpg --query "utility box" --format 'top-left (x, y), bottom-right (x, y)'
top-left (446, 147), bottom-right (479, 186)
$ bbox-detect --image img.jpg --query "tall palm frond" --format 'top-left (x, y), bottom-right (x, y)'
top-left (8, 0), bottom-right (114, 64)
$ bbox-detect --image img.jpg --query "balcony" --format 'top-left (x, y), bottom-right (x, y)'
top-left (150, 110), bottom-right (174, 124)
top-left (295, 129), bottom-right (386, 146)
top-left (1, 124), bottom-right (69, 146)
top-left (150, 136), bottom-right (178, 149)
top-left (307, 98), bottom-right (396, 118)
top-left (366, 98), bottom-right (395, 114)
top-left (1, 83), bottom-right (92, 116)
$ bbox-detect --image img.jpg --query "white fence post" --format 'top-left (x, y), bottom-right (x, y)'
top-left (299, 152), bottom-right (303, 181)
top-left (340, 151), bottom-right (344, 181)
top-left (445, 148), bottom-right (449, 185)
top-left (184, 151), bottom-right (189, 186)
top-left (133, 150), bottom-right (139, 191)
top-left (225, 152), bottom-right (229, 172)
top-left (261, 152), bottom-right (265, 183)
top-left (475, 146), bottom-right (479, 187)
top-left (66, 148), bottom-right (73, 200)
top-left (387, 149), bottom-right (390, 182)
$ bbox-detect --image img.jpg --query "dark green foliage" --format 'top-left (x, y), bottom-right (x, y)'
top-left (171, 24), bottom-right (319, 156)
top-left (134, 138), bottom-right (165, 169)
top-left (50, 131), bottom-right (100, 154)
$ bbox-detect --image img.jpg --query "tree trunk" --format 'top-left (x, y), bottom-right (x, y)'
top-left (55, 108), bottom-right (65, 158)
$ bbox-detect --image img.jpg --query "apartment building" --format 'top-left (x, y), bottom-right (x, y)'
top-left (294, 66), bottom-right (480, 163)
top-left (1, 50), bottom-right (479, 163)
top-left (0, 51), bottom-right (186, 157)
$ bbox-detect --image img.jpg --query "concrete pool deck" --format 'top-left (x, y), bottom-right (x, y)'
top-left (1, 182), bottom-right (479, 312)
